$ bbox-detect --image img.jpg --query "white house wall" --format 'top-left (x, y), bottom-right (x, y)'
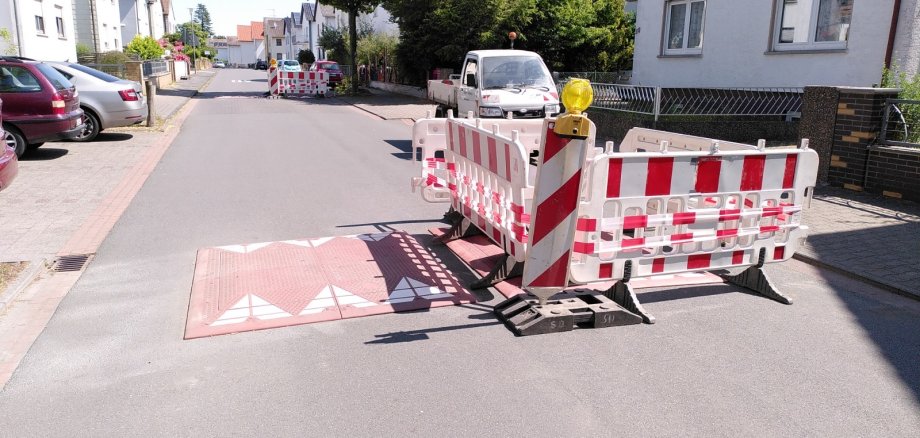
top-left (119, 0), bottom-right (166, 45)
top-left (12, 0), bottom-right (78, 61)
top-left (0, 0), bottom-right (18, 55)
top-left (73, 0), bottom-right (123, 52)
top-left (632, 0), bottom-right (895, 88)
top-left (892, 0), bottom-right (920, 77)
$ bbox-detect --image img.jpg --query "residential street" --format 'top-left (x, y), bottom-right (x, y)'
top-left (1, 68), bottom-right (919, 436)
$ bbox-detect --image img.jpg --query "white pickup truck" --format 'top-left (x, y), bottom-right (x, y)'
top-left (427, 50), bottom-right (561, 119)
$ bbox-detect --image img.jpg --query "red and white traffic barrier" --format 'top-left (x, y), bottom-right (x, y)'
top-left (269, 65), bottom-right (280, 96)
top-left (269, 69), bottom-right (329, 97)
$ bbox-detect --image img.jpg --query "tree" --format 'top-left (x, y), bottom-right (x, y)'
top-left (322, 1), bottom-right (380, 92)
top-left (194, 3), bottom-right (213, 37)
top-left (0, 27), bottom-right (18, 56)
top-left (298, 49), bottom-right (316, 65)
top-left (318, 26), bottom-right (347, 64)
top-left (125, 35), bottom-right (165, 60)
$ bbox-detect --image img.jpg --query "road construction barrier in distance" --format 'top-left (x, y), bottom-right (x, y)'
top-left (268, 69), bottom-right (329, 97)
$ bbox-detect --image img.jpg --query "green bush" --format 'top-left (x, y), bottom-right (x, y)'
top-left (298, 49), bottom-right (316, 65)
top-left (76, 42), bottom-right (92, 58)
top-left (125, 35), bottom-right (164, 60)
top-left (881, 66), bottom-right (920, 143)
top-left (99, 51), bottom-right (130, 64)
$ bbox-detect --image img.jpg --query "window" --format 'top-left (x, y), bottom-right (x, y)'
top-left (773, 0), bottom-right (852, 51)
top-left (664, 0), bottom-right (706, 55)
top-left (462, 59), bottom-right (478, 87)
top-left (56, 5), bottom-right (65, 38)
top-left (276, 38), bottom-right (282, 46)
top-left (277, 52), bottom-right (283, 60)
top-left (0, 66), bottom-right (42, 92)
top-left (35, 15), bottom-right (45, 34)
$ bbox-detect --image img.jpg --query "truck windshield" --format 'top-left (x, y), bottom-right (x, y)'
top-left (481, 56), bottom-right (553, 90)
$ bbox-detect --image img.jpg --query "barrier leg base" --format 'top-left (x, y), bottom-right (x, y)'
top-left (721, 265), bottom-right (793, 305)
top-left (432, 214), bottom-right (481, 245)
top-left (603, 281), bottom-right (656, 324)
top-left (493, 290), bottom-right (643, 336)
top-left (469, 253), bottom-right (522, 289)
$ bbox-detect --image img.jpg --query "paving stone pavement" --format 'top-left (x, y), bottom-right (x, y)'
top-left (799, 186), bottom-right (920, 300)
top-left (154, 70), bottom-right (215, 120)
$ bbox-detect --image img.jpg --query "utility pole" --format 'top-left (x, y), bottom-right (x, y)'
top-left (189, 7), bottom-right (196, 73)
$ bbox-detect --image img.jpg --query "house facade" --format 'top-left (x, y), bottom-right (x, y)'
top-left (0, 0), bottom-right (78, 61)
top-left (119, 0), bottom-right (173, 45)
top-left (264, 17), bottom-right (285, 61)
top-left (73, 0), bottom-right (123, 53)
top-left (632, 0), bottom-right (917, 88)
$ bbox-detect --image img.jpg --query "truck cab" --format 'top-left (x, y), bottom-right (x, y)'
top-left (430, 50), bottom-right (560, 118)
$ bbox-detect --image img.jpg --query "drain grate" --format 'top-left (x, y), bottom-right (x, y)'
top-left (51, 254), bottom-right (93, 272)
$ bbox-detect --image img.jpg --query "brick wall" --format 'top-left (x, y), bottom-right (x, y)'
top-left (802, 86), bottom-right (920, 202)
top-left (588, 110), bottom-right (799, 146)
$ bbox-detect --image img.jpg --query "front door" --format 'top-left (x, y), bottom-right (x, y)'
top-left (457, 58), bottom-right (479, 116)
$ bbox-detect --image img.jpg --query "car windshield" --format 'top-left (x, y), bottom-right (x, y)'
top-left (283, 60), bottom-right (299, 66)
top-left (66, 63), bottom-right (122, 83)
top-left (35, 63), bottom-right (74, 90)
top-left (481, 56), bottom-right (553, 90)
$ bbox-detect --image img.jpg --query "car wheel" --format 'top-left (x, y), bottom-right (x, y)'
top-left (72, 110), bottom-right (100, 142)
top-left (2, 125), bottom-right (26, 158)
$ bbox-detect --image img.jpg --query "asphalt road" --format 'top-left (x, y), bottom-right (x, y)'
top-left (2, 68), bottom-right (919, 436)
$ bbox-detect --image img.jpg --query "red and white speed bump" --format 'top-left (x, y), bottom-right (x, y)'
top-left (185, 232), bottom-right (474, 339)
top-left (430, 228), bottom-right (724, 299)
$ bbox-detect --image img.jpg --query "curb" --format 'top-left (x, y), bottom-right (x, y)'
top-left (0, 259), bottom-right (47, 313)
top-left (792, 253), bottom-right (920, 302)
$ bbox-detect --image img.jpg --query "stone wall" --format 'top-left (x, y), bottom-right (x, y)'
top-left (801, 86), bottom-right (920, 201)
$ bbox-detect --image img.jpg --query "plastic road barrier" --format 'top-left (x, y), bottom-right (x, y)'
top-left (269, 69), bottom-right (329, 97)
top-left (269, 64), bottom-right (279, 96)
top-left (411, 80), bottom-right (819, 333)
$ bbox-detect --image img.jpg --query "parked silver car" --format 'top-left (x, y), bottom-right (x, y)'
top-left (46, 62), bottom-right (147, 142)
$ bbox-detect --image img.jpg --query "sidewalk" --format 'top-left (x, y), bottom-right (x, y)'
top-left (0, 69), bottom-right (214, 311)
top-left (798, 186), bottom-right (920, 300)
top-left (154, 70), bottom-right (216, 120)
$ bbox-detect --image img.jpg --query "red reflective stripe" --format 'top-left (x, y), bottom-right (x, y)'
top-left (458, 125), bottom-right (467, 157)
top-left (542, 127), bottom-right (567, 163)
top-left (783, 154), bottom-right (798, 189)
top-left (695, 157), bottom-right (722, 193)
top-left (573, 241), bottom-right (595, 254)
top-left (511, 223), bottom-right (528, 242)
top-left (719, 209), bottom-right (741, 221)
top-left (492, 191), bottom-right (501, 204)
top-left (762, 207), bottom-right (783, 216)
top-left (530, 170), bottom-right (582, 245)
top-left (476, 182), bottom-right (484, 194)
top-left (493, 228), bottom-right (502, 243)
top-left (760, 225), bottom-right (780, 233)
top-left (447, 122), bottom-right (455, 153)
top-left (672, 212), bottom-right (696, 225)
top-left (740, 155), bottom-right (766, 191)
top-left (576, 218), bottom-right (597, 232)
top-left (774, 246), bottom-right (786, 260)
top-left (717, 229), bottom-right (739, 238)
top-left (607, 158), bottom-right (623, 198)
top-left (687, 254), bottom-right (711, 269)
top-left (472, 130), bottom-right (482, 165)
top-left (448, 183), bottom-right (457, 191)
top-left (622, 237), bottom-right (645, 248)
top-left (646, 157), bottom-right (675, 196)
top-left (732, 250), bottom-right (745, 265)
top-left (447, 162), bottom-right (456, 171)
top-left (599, 263), bottom-right (614, 278)
top-left (671, 233), bottom-right (694, 243)
top-left (623, 215), bottom-right (648, 229)
top-left (527, 251), bottom-right (571, 287)
top-left (487, 137), bottom-right (498, 174)
top-left (652, 258), bottom-right (665, 273)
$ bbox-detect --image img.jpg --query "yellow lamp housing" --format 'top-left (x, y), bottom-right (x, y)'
top-left (554, 79), bottom-right (594, 138)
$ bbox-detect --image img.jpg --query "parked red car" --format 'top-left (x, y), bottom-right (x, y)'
top-left (0, 113), bottom-right (18, 193)
top-left (0, 57), bottom-right (84, 157)
top-left (310, 61), bottom-right (343, 86)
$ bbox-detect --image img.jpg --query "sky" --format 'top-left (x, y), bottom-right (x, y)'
top-left (170, 0), bottom-right (308, 37)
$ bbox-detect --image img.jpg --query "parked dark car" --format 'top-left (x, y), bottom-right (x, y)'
top-left (0, 57), bottom-right (84, 157)
top-left (309, 61), bottom-right (343, 86)
top-left (255, 60), bottom-right (268, 70)
top-left (0, 112), bottom-right (18, 192)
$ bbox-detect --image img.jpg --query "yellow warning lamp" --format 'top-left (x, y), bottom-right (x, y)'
top-left (554, 79), bottom-right (593, 138)
top-left (270, 58), bottom-right (277, 67)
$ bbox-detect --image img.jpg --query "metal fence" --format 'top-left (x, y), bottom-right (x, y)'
top-left (880, 99), bottom-right (920, 148)
top-left (142, 60), bottom-right (169, 78)
top-left (556, 71), bottom-right (632, 84)
top-left (557, 81), bottom-right (804, 120)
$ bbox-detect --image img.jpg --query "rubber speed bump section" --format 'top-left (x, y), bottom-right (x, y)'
top-left (185, 232), bottom-right (475, 339)
top-left (494, 290), bottom-right (642, 336)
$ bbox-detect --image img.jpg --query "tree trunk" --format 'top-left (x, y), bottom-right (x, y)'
top-left (349, 11), bottom-right (358, 93)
